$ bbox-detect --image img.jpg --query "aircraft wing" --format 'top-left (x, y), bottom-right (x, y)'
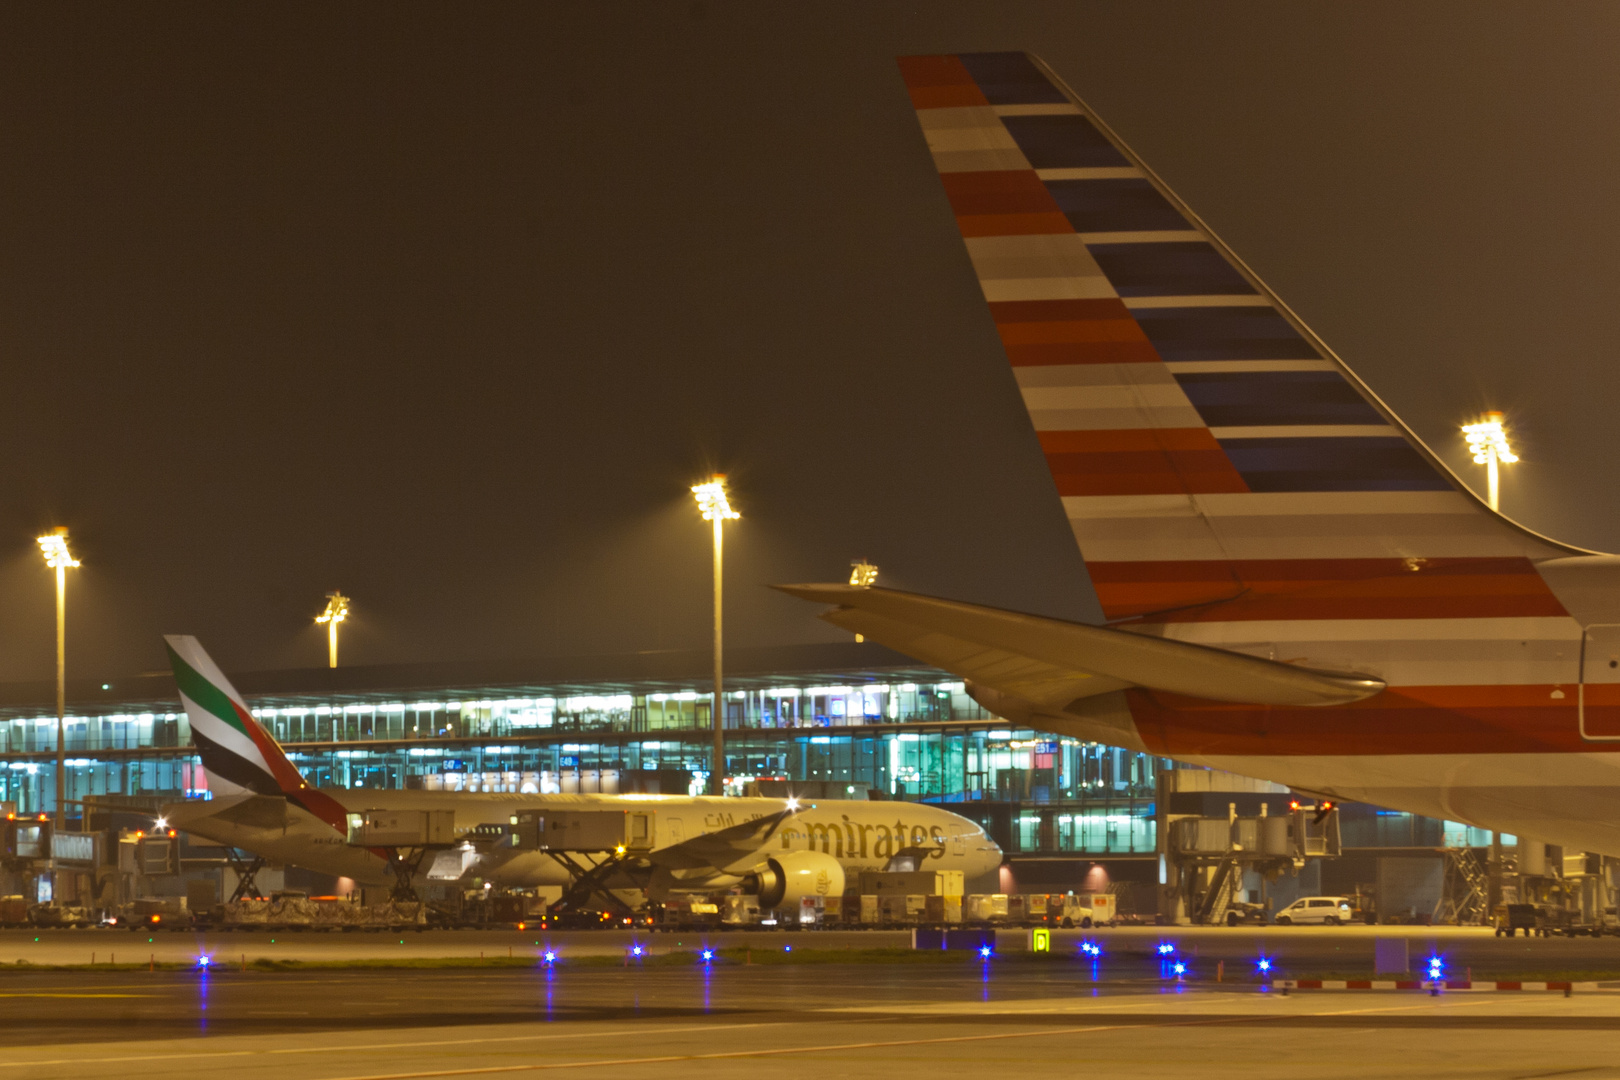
top-left (644, 806), bottom-right (800, 873)
top-left (773, 584), bottom-right (1384, 708)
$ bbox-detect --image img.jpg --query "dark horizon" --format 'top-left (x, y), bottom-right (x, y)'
top-left (4, 3), bottom-right (1617, 682)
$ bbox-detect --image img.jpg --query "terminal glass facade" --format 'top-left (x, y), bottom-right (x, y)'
top-left (0, 672), bottom-right (1161, 856)
top-left (0, 665), bottom-right (1490, 859)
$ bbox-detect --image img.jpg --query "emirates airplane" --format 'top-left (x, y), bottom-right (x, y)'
top-left (780, 52), bottom-right (1620, 857)
top-left (160, 636), bottom-right (1002, 904)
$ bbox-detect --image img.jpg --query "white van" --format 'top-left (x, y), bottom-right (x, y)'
top-left (1060, 893), bottom-right (1115, 928)
top-left (1275, 896), bottom-right (1353, 925)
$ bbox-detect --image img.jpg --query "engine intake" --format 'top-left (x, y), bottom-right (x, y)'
top-left (745, 849), bottom-right (844, 910)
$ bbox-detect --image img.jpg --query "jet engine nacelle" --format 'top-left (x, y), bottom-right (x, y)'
top-left (746, 850), bottom-right (844, 910)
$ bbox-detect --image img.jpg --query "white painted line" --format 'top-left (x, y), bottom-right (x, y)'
top-left (0, 1021), bottom-right (791, 1069)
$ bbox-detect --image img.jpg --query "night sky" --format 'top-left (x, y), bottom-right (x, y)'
top-left (2, 3), bottom-right (1617, 682)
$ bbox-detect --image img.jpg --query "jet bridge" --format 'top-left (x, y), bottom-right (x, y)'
top-left (1167, 802), bottom-right (1342, 925)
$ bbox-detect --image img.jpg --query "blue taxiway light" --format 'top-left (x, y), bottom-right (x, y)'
top-left (978, 945), bottom-right (993, 959)
top-left (1257, 957), bottom-right (1273, 974)
top-left (196, 955), bottom-right (212, 969)
top-left (701, 949), bottom-right (715, 962)
top-left (1156, 942), bottom-right (1177, 956)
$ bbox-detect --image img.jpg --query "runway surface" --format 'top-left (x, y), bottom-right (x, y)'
top-left (1, 962), bottom-right (1618, 1079)
top-left (3, 924), bottom-right (1617, 980)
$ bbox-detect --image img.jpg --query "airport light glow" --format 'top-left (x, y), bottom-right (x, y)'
top-left (690, 477), bottom-right (738, 523)
top-left (691, 475), bottom-right (738, 797)
top-left (36, 530), bottom-right (79, 571)
top-left (316, 592), bottom-right (351, 668)
top-left (1463, 411), bottom-right (1518, 512)
top-left (36, 527), bottom-right (78, 830)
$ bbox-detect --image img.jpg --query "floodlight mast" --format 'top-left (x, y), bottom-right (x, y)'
top-left (847, 561), bottom-right (879, 640)
top-left (316, 592), bottom-right (350, 668)
top-left (1462, 411), bottom-right (1518, 512)
top-left (691, 476), bottom-right (738, 796)
top-left (36, 528), bottom-right (79, 830)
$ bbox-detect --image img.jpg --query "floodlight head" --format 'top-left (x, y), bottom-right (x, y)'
top-left (691, 475), bottom-right (739, 522)
top-left (848, 560), bottom-right (879, 588)
top-left (37, 527), bottom-right (79, 570)
top-left (316, 591), bottom-right (350, 626)
top-left (1462, 411), bottom-right (1518, 465)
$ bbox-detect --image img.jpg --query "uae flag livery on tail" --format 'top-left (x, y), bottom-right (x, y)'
top-left (164, 635), bottom-right (348, 831)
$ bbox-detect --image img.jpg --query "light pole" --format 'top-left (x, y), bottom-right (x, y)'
top-left (1463, 411), bottom-right (1518, 512)
top-left (316, 592), bottom-right (350, 668)
top-left (691, 476), bottom-right (738, 796)
top-left (848, 561), bottom-right (879, 640)
top-left (36, 528), bottom-right (78, 830)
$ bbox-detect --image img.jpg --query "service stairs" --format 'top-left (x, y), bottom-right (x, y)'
top-left (1433, 847), bottom-right (1489, 925)
top-left (1194, 857), bottom-right (1242, 925)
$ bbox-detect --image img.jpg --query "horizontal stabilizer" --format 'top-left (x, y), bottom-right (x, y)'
top-left (646, 805), bottom-right (800, 873)
top-left (773, 584), bottom-right (1384, 708)
top-left (159, 793), bottom-right (289, 832)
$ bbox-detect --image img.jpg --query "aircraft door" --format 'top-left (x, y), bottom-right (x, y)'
top-left (1578, 624), bottom-right (1620, 741)
top-left (665, 817), bottom-right (685, 846)
top-left (628, 812), bottom-right (654, 850)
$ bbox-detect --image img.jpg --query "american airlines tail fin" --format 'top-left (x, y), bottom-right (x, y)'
top-left (898, 52), bottom-right (1588, 633)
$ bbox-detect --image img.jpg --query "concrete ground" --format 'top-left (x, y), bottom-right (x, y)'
top-left (0, 963), bottom-right (1618, 1079)
top-left (1, 924), bottom-right (1615, 980)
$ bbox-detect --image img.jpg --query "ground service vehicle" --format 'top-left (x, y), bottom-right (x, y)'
top-left (1275, 897), bottom-right (1354, 926)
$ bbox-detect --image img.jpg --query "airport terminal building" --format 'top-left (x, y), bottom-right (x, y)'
top-left (0, 641), bottom-right (1492, 909)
